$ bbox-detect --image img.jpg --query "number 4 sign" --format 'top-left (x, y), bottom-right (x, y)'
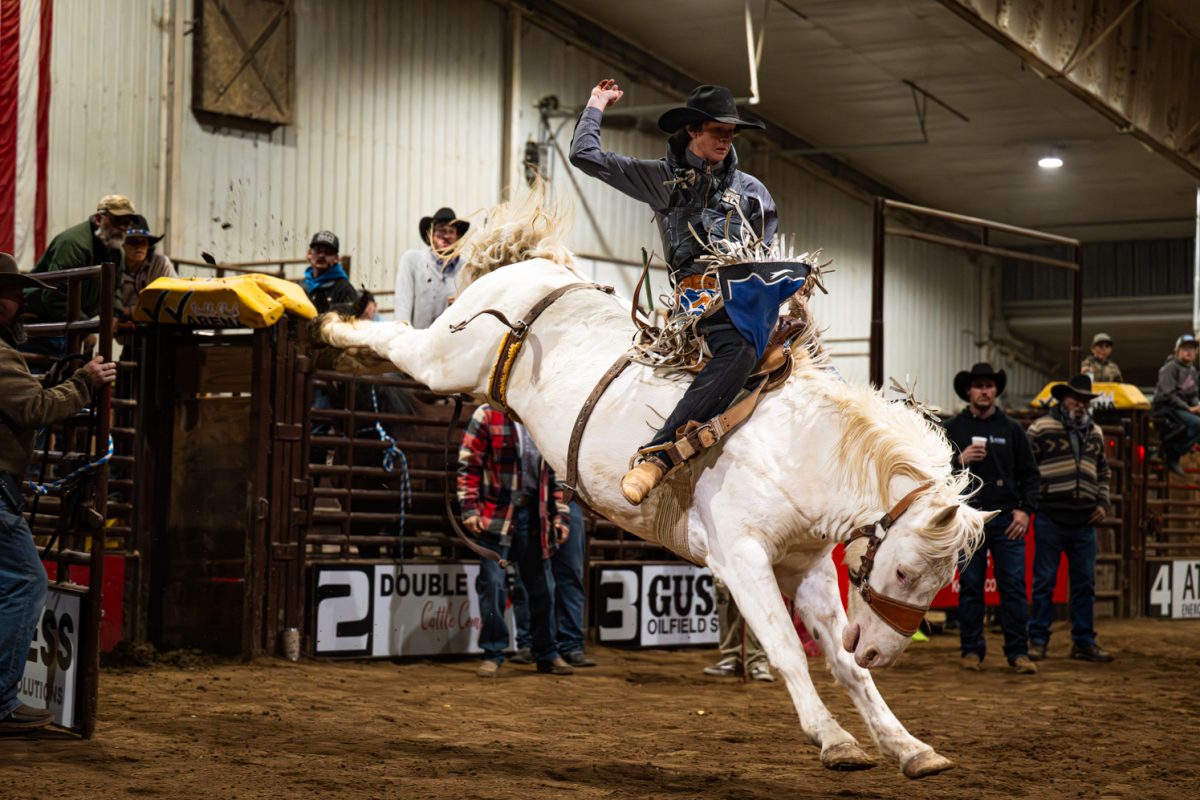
top-left (1147, 560), bottom-right (1200, 619)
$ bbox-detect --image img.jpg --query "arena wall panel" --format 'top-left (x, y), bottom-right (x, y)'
top-left (44, 0), bottom-right (166, 255)
top-left (37, 0), bottom-right (1016, 409)
top-left (172, 0), bottom-right (505, 298)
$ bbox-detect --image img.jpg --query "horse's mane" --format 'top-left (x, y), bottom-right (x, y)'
top-left (793, 355), bottom-right (979, 563)
top-left (453, 178), bottom-right (575, 287)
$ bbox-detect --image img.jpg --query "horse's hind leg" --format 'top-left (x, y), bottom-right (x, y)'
top-left (714, 538), bottom-right (874, 770)
top-left (792, 558), bottom-right (953, 778)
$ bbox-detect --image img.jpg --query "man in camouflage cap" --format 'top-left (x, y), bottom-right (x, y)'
top-left (1080, 332), bottom-right (1123, 383)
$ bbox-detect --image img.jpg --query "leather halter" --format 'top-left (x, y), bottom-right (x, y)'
top-left (845, 482), bottom-right (934, 637)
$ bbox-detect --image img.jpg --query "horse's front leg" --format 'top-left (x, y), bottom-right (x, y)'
top-left (713, 537), bottom-right (875, 770)
top-left (316, 314), bottom-right (489, 395)
top-left (792, 559), bottom-right (953, 778)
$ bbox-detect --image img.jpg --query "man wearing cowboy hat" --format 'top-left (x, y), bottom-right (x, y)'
top-left (393, 207), bottom-right (469, 329)
top-left (1080, 332), bottom-right (1123, 383)
top-left (944, 362), bottom-right (1041, 674)
top-left (119, 214), bottom-right (177, 316)
top-left (22, 195), bottom-right (135, 356)
top-left (1026, 374), bottom-right (1114, 663)
top-left (0, 253), bottom-right (116, 733)
top-left (570, 79), bottom-right (783, 505)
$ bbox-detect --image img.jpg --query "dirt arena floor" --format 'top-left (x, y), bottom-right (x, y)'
top-left (4, 618), bottom-right (1199, 799)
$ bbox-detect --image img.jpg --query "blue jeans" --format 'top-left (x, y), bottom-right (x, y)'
top-left (958, 513), bottom-right (1030, 662)
top-left (475, 505), bottom-right (558, 665)
top-left (550, 502), bottom-right (587, 655)
top-left (1029, 515), bottom-right (1097, 648)
top-left (1160, 408), bottom-right (1200, 461)
top-left (512, 569), bottom-right (532, 651)
top-left (17, 335), bottom-right (67, 363)
top-left (0, 493), bottom-right (48, 717)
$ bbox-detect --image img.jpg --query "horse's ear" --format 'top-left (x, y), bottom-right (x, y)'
top-left (980, 509), bottom-right (1000, 525)
top-left (930, 504), bottom-right (959, 528)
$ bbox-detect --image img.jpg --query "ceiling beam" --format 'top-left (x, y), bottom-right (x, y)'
top-left (497, 0), bottom-right (915, 204)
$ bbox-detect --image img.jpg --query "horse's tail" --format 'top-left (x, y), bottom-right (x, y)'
top-left (454, 175), bottom-right (574, 287)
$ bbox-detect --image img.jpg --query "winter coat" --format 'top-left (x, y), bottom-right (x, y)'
top-left (0, 329), bottom-right (92, 477)
top-left (25, 220), bottom-right (125, 322)
top-left (1027, 410), bottom-right (1111, 527)
top-left (1080, 354), bottom-right (1123, 383)
top-left (568, 107), bottom-right (777, 281)
top-left (393, 248), bottom-right (460, 329)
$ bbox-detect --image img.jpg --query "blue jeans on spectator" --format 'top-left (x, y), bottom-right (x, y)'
top-left (0, 493), bottom-right (48, 717)
top-left (475, 505), bottom-right (557, 665)
top-left (958, 512), bottom-right (1030, 663)
top-left (512, 568), bottom-right (532, 652)
top-left (17, 335), bottom-right (67, 362)
top-left (1160, 408), bottom-right (1200, 462)
top-left (550, 501), bottom-right (587, 655)
top-left (1029, 515), bottom-right (1097, 649)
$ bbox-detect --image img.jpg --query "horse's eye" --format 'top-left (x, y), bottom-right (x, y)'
top-left (896, 568), bottom-right (908, 585)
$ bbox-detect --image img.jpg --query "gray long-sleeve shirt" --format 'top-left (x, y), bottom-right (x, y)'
top-left (568, 107), bottom-right (777, 280)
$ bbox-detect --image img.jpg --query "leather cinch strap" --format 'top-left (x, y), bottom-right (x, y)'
top-left (846, 481), bottom-right (935, 637)
top-left (481, 283), bottom-right (614, 421)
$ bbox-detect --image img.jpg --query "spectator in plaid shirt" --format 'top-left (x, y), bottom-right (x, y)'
top-left (458, 404), bottom-right (574, 677)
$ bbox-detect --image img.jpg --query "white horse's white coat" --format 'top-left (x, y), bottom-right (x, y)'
top-left (317, 258), bottom-right (988, 778)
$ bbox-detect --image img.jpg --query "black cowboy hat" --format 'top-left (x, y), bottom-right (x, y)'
top-left (419, 207), bottom-right (470, 244)
top-left (657, 85), bottom-right (766, 134)
top-left (0, 252), bottom-right (54, 291)
top-left (1051, 373), bottom-right (1099, 403)
top-left (123, 214), bottom-right (165, 246)
top-left (953, 362), bottom-right (1007, 401)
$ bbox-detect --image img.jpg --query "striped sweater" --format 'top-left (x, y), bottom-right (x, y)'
top-left (1027, 413), bottom-right (1111, 527)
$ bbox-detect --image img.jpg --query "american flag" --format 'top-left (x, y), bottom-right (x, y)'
top-left (0, 0), bottom-right (52, 266)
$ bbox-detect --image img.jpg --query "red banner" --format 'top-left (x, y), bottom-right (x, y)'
top-left (42, 554), bottom-right (126, 652)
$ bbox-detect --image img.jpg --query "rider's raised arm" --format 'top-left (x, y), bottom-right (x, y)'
top-left (569, 107), bottom-right (672, 211)
top-left (754, 182), bottom-right (779, 247)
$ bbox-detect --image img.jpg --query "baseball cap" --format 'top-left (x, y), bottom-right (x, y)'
top-left (309, 230), bottom-right (339, 252)
top-left (96, 194), bottom-right (136, 217)
top-left (1176, 334), bottom-right (1198, 350)
top-left (1091, 332), bottom-right (1113, 345)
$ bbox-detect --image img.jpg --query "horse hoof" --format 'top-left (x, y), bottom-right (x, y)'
top-left (820, 742), bottom-right (876, 770)
top-left (902, 749), bottom-right (955, 779)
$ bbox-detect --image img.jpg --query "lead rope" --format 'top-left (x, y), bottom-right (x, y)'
top-left (368, 385), bottom-right (411, 541)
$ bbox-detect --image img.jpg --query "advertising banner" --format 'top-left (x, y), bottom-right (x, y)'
top-left (312, 563), bottom-right (515, 657)
top-left (1146, 560), bottom-right (1200, 619)
top-left (594, 563), bottom-right (719, 648)
top-left (18, 587), bottom-right (83, 730)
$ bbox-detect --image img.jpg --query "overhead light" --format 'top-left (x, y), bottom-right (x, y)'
top-left (1038, 155), bottom-right (1063, 169)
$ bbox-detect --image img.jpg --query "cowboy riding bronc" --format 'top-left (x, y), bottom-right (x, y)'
top-left (570, 80), bottom-right (807, 505)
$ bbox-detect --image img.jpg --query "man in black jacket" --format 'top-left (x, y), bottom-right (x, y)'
top-left (944, 363), bottom-right (1041, 675)
top-left (302, 230), bottom-right (358, 314)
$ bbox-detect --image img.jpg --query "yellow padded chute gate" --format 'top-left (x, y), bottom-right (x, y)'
top-left (1030, 382), bottom-right (1150, 411)
top-left (132, 274), bottom-right (318, 328)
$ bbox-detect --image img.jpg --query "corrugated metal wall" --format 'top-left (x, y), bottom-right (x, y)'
top-left (39, 0), bottom-right (1007, 410)
top-left (45, 0), bottom-right (166, 252)
top-left (174, 0), bottom-right (505, 294)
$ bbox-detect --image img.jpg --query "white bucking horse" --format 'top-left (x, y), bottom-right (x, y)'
top-left (315, 193), bottom-right (990, 778)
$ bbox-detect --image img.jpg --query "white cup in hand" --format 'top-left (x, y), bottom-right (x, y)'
top-left (971, 436), bottom-right (988, 450)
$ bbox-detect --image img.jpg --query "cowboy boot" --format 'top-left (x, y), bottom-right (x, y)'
top-left (620, 456), bottom-right (667, 505)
